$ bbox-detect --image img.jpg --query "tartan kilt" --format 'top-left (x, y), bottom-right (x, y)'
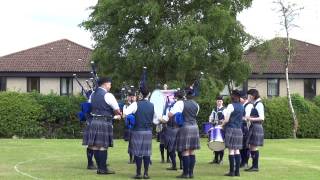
top-left (158, 128), bottom-right (166, 145)
top-left (130, 130), bottom-right (152, 156)
top-left (247, 123), bottom-right (264, 146)
top-left (165, 127), bottom-right (179, 152)
top-left (225, 128), bottom-right (243, 150)
top-left (241, 121), bottom-right (249, 149)
top-left (82, 122), bottom-right (90, 146)
top-left (176, 125), bottom-right (200, 152)
top-left (86, 119), bottom-right (113, 148)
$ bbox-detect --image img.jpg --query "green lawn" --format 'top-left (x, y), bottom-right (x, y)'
top-left (0, 139), bottom-right (319, 180)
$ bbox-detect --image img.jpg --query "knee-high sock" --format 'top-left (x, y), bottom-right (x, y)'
top-left (228, 155), bottom-right (235, 173)
top-left (160, 144), bottom-right (165, 161)
top-left (219, 151), bottom-right (224, 161)
top-left (87, 148), bottom-right (94, 166)
top-left (135, 156), bottom-right (142, 175)
top-left (166, 149), bottom-right (170, 161)
top-left (245, 149), bottom-right (250, 164)
top-left (98, 150), bottom-right (107, 171)
top-left (169, 151), bottom-right (176, 168)
top-left (235, 154), bottom-right (241, 175)
top-left (189, 155), bottom-right (195, 176)
top-left (182, 156), bottom-right (190, 175)
top-left (240, 149), bottom-right (245, 164)
top-left (143, 156), bottom-right (151, 175)
top-left (93, 150), bottom-right (100, 169)
top-left (178, 151), bottom-right (183, 169)
top-left (129, 153), bottom-right (133, 162)
top-left (214, 151), bottom-right (218, 162)
top-left (252, 151), bottom-right (259, 168)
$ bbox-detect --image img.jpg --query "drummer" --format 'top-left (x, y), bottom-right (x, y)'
top-left (208, 96), bottom-right (225, 165)
top-left (221, 90), bottom-right (244, 177)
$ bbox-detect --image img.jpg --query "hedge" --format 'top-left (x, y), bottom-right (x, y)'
top-left (0, 92), bottom-right (319, 139)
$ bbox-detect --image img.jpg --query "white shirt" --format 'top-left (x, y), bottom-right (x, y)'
top-left (208, 105), bottom-right (225, 122)
top-left (88, 87), bottom-right (120, 110)
top-left (253, 98), bottom-right (265, 120)
top-left (243, 101), bottom-right (254, 118)
top-left (123, 99), bottom-right (159, 124)
top-left (170, 100), bottom-right (200, 115)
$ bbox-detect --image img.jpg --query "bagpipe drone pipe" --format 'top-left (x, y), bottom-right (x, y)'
top-left (75, 61), bottom-right (100, 122)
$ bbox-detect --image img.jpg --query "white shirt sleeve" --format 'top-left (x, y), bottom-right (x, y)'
top-left (169, 100), bottom-right (184, 115)
top-left (104, 93), bottom-right (120, 110)
top-left (123, 102), bottom-right (137, 115)
top-left (88, 91), bottom-right (94, 103)
top-left (153, 108), bottom-right (158, 125)
top-left (245, 103), bottom-right (253, 118)
top-left (224, 104), bottom-right (234, 121)
top-left (196, 103), bottom-right (200, 115)
top-left (255, 102), bottom-right (265, 120)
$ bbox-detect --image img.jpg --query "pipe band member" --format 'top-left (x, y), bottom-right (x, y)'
top-left (87, 77), bottom-right (121, 175)
top-left (239, 91), bottom-right (253, 168)
top-left (208, 95), bottom-right (225, 165)
top-left (164, 90), bottom-right (185, 171)
top-left (169, 87), bottom-right (200, 179)
top-left (245, 89), bottom-right (265, 172)
top-left (221, 90), bottom-right (244, 177)
top-left (124, 87), bottom-right (158, 179)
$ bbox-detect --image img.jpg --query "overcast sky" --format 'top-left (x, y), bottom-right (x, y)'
top-left (0, 0), bottom-right (319, 56)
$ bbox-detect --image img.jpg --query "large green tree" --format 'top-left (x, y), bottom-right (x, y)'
top-left (82, 0), bottom-right (253, 101)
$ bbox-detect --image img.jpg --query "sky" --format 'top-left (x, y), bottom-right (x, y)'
top-left (0, 0), bottom-right (319, 56)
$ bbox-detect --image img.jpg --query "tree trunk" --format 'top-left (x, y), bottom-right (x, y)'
top-left (285, 36), bottom-right (298, 139)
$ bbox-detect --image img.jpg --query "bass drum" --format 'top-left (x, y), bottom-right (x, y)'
top-left (150, 89), bottom-right (166, 131)
top-left (207, 126), bottom-right (225, 151)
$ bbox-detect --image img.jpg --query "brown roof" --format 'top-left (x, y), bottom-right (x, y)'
top-left (0, 39), bottom-right (92, 73)
top-left (245, 38), bottom-right (320, 74)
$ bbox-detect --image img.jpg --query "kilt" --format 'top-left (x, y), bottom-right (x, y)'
top-left (165, 127), bottom-right (179, 152)
top-left (241, 121), bottom-right (249, 149)
top-left (130, 130), bottom-right (152, 156)
top-left (225, 128), bottom-right (243, 150)
top-left (176, 125), bottom-right (200, 152)
top-left (86, 118), bottom-right (113, 148)
top-left (247, 123), bottom-right (264, 146)
top-left (82, 122), bottom-right (90, 146)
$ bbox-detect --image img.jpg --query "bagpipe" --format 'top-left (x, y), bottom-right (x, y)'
top-left (75, 61), bottom-right (99, 122)
top-left (150, 71), bottom-right (204, 129)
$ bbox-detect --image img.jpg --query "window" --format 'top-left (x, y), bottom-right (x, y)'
top-left (0, 77), bottom-right (6, 91)
top-left (267, 79), bottom-right (279, 97)
top-left (27, 77), bottom-right (40, 92)
top-left (304, 79), bottom-right (316, 99)
top-left (60, 77), bottom-right (73, 96)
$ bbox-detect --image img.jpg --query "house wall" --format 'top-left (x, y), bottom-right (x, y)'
top-left (279, 79), bottom-right (304, 96)
top-left (247, 79), bottom-right (268, 98)
top-left (6, 77), bottom-right (27, 92)
top-left (73, 78), bottom-right (89, 96)
top-left (40, 78), bottom-right (60, 95)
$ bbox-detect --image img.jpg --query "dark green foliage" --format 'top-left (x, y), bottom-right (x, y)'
top-left (0, 92), bottom-right (44, 137)
top-left (81, 0), bottom-right (253, 102)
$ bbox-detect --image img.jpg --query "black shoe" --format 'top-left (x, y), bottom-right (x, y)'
top-left (87, 164), bottom-right (96, 170)
top-left (224, 172), bottom-right (235, 177)
top-left (176, 174), bottom-right (189, 178)
top-left (235, 172), bottom-right (240, 177)
top-left (143, 174), bottom-right (150, 179)
top-left (97, 169), bottom-right (116, 175)
top-left (133, 175), bottom-right (142, 179)
top-left (189, 174), bottom-right (194, 179)
top-left (240, 163), bottom-right (248, 168)
top-left (245, 167), bottom-right (259, 172)
top-left (167, 167), bottom-right (178, 170)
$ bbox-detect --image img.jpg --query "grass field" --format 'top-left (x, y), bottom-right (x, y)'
top-left (0, 139), bottom-right (319, 180)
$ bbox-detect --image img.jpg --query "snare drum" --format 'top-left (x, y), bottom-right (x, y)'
top-left (207, 126), bottom-right (225, 151)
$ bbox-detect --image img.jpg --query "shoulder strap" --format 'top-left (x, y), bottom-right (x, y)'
top-left (253, 101), bottom-right (262, 108)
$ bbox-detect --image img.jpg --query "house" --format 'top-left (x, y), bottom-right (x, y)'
top-left (245, 38), bottom-right (320, 99)
top-left (0, 39), bottom-right (92, 95)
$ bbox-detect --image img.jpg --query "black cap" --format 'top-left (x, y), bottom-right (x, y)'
top-left (239, 91), bottom-right (247, 98)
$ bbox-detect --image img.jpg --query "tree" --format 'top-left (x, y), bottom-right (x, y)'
top-left (81, 0), bottom-right (253, 101)
top-left (274, 0), bottom-right (303, 138)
